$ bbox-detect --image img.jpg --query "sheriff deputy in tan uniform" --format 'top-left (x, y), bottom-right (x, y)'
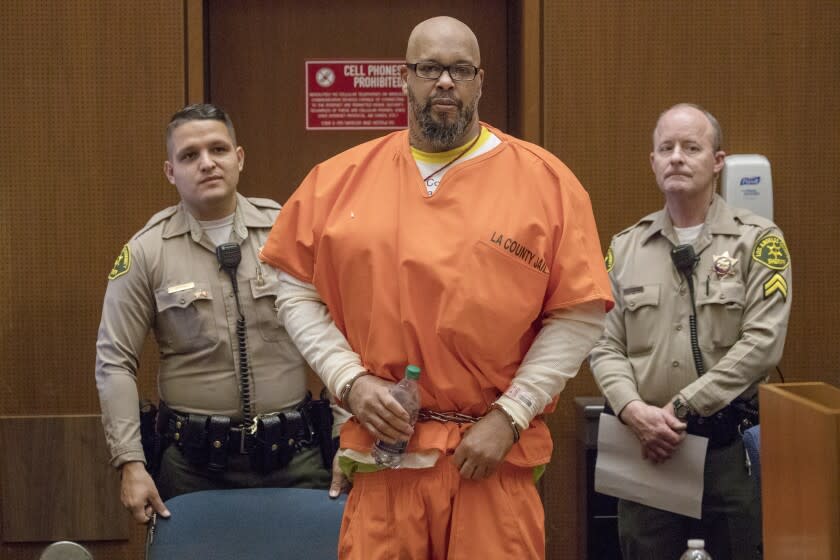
top-left (590, 103), bottom-right (792, 560)
top-left (95, 104), bottom-right (346, 524)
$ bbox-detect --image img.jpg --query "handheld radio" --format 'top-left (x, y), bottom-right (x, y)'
top-left (670, 244), bottom-right (705, 376)
top-left (215, 242), bottom-right (254, 425)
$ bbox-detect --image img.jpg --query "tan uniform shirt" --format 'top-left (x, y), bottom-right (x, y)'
top-left (590, 195), bottom-right (792, 417)
top-left (95, 194), bottom-right (308, 467)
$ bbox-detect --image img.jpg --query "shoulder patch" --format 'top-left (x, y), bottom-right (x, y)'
top-left (752, 235), bottom-right (790, 271)
top-left (605, 247), bottom-right (614, 272)
top-left (108, 245), bottom-right (131, 280)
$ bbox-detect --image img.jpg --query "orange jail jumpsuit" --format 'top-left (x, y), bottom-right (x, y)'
top-left (261, 123), bottom-right (612, 559)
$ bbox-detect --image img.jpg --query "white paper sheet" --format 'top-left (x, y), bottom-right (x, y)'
top-left (594, 413), bottom-right (708, 519)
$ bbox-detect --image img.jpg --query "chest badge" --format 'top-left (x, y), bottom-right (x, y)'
top-left (712, 251), bottom-right (738, 279)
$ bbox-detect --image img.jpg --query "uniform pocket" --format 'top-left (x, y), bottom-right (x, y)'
top-left (250, 276), bottom-right (284, 342)
top-left (154, 281), bottom-right (217, 353)
top-left (623, 284), bottom-right (660, 356)
top-left (696, 280), bottom-right (745, 349)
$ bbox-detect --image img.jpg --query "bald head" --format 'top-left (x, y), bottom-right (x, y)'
top-left (406, 16), bottom-right (481, 66)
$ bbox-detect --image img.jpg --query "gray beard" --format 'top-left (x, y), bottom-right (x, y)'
top-left (408, 89), bottom-right (477, 151)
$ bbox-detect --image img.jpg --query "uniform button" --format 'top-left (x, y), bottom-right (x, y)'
top-left (175, 421), bottom-right (182, 429)
top-left (672, 361), bottom-right (680, 368)
top-left (679, 288), bottom-right (687, 296)
top-left (676, 325), bottom-right (683, 331)
top-left (173, 432), bottom-right (180, 441)
top-left (288, 438), bottom-right (295, 447)
top-left (179, 298), bottom-right (185, 304)
top-left (628, 302), bottom-right (636, 308)
top-left (271, 443), bottom-right (278, 451)
top-left (720, 293), bottom-right (726, 300)
top-left (212, 440), bottom-right (222, 449)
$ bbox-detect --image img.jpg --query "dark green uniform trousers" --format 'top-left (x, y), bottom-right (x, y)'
top-left (156, 445), bottom-right (331, 500)
top-left (617, 437), bottom-right (762, 560)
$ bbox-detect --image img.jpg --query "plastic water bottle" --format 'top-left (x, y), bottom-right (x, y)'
top-left (372, 365), bottom-right (421, 468)
top-left (679, 539), bottom-right (712, 560)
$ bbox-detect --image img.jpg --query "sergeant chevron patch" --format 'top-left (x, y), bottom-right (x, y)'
top-left (763, 272), bottom-right (788, 300)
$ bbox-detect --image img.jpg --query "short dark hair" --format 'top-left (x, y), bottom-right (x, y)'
top-left (166, 103), bottom-right (237, 153)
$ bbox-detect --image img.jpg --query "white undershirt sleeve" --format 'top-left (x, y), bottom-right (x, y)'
top-left (277, 270), bottom-right (606, 432)
top-left (274, 271), bottom-right (367, 400)
top-left (495, 300), bottom-right (606, 429)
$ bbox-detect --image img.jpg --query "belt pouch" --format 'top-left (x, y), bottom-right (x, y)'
top-left (731, 399), bottom-right (760, 428)
top-left (690, 408), bottom-right (738, 449)
top-left (139, 400), bottom-right (161, 475)
top-left (206, 415), bottom-right (231, 472)
top-left (305, 399), bottom-right (335, 469)
top-left (252, 414), bottom-right (292, 473)
top-left (156, 402), bottom-right (173, 434)
top-left (181, 414), bottom-right (210, 465)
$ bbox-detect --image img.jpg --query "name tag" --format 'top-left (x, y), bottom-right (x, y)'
top-left (167, 282), bottom-right (196, 294)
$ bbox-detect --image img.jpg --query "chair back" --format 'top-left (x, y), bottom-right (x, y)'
top-left (146, 488), bottom-right (346, 560)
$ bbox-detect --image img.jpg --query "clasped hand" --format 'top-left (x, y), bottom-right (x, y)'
top-left (348, 377), bottom-right (516, 480)
top-left (619, 400), bottom-right (687, 463)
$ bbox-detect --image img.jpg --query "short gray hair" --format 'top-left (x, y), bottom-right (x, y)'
top-left (655, 103), bottom-right (723, 151)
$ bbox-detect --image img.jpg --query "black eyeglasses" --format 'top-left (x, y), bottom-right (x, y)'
top-left (406, 62), bottom-right (480, 82)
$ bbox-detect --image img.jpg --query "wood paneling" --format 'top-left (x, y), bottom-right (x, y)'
top-left (542, 2), bottom-right (840, 558)
top-left (206, 0), bottom-right (510, 205)
top-left (0, 1), bottom-right (186, 557)
top-left (186, 0), bottom-right (206, 103)
top-left (509, 0), bottom-right (542, 144)
top-left (0, 416), bottom-right (128, 542)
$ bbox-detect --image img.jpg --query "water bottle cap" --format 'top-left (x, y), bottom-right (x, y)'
top-left (405, 365), bottom-right (421, 380)
top-left (687, 539), bottom-right (705, 549)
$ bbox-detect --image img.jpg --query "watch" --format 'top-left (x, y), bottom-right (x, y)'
top-left (673, 397), bottom-right (691, 420)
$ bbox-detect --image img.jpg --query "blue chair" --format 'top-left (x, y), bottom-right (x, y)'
top-left (146, 488), bottom-right (346, 560)
top-left (742, 424), bottom-right (761, 486)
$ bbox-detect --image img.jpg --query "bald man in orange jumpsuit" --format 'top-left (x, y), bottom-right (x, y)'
top-left (261, 16), bottom-right (613, 559)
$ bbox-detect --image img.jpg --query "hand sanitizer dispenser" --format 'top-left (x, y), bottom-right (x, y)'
top-left (720, 154), bottom-right (773, 221)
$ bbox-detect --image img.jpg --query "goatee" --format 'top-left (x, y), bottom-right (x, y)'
top-left (408, 89), bottom-right (477, 151)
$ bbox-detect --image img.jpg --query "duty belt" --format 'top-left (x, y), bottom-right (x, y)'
top-left (157, 399), bottom-right (329, 473)
top-left (686, 399), bottom-right (759, 449)
top-left (603, 399), bottom-right (758, 449)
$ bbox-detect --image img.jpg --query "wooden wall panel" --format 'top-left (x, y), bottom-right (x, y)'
top-left (542, 2), bottom-right (840, 559)
top-left (0, 416), bottom-right (128, 542)
top-left (0, 1), bottom-right (187, 558)
top-left (207, 0), bottom-right (510, 205)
